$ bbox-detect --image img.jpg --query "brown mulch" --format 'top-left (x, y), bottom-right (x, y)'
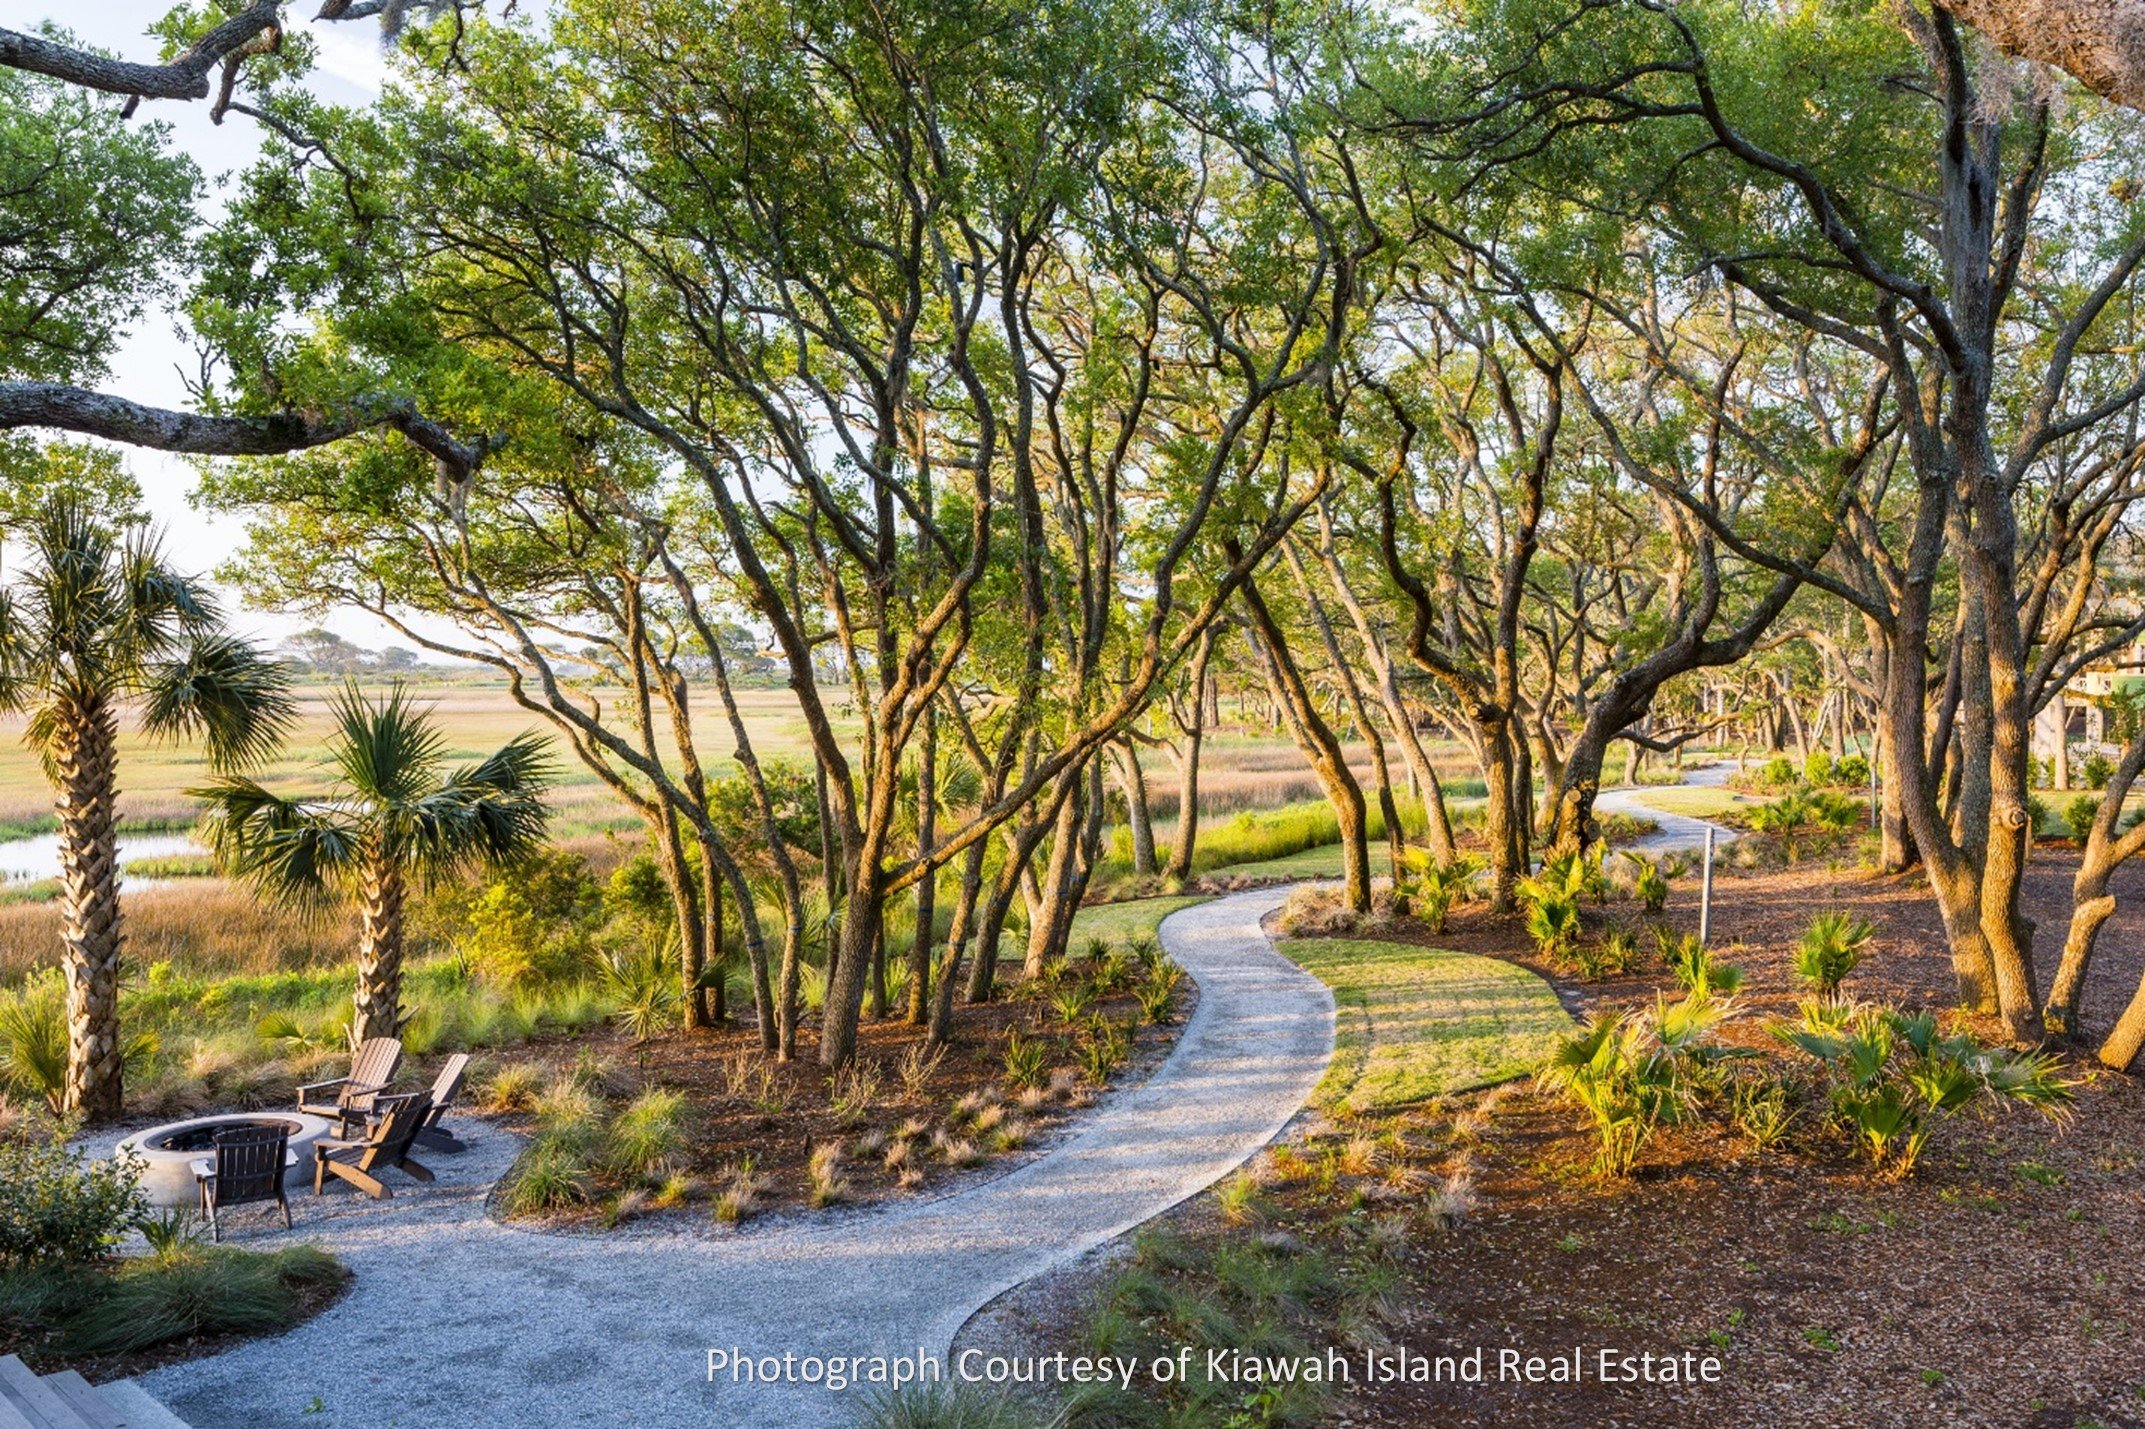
top-left (497, 964), bottom-right (1186, 1227)
top-left (970, 848), bottom-right (2145, 1428)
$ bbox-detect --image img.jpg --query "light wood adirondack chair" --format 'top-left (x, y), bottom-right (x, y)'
top-left (411, 1053), bottom-right (472, 1153)
top-left (298, 1035), bottom-right (403, 1134)
top-left (313, 1091), bottom-right (435, 1199)
top-left (191, 1122), bottom-right (295, 1242)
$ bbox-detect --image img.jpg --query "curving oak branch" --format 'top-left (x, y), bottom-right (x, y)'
top-left (0, 2), bottom-right (282, 103)
top-left (0, 380), bottom-right (489, 481)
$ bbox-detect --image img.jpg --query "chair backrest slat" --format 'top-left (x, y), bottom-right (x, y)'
top-left (427, 1053), bottom-right (471, 1115)
top-left (344, 1037), bottom-right (404, 1113)
top-left (363, 1091), bottom-right (434, 1168)
top-left (212, 1124), bottom-right (290, 1207)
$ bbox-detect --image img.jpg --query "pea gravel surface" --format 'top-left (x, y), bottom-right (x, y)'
top-left (138, 886), bottom-right (1335, 1428)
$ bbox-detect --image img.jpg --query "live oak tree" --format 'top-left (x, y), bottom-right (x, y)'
top-left (1411, 0), bottom-right (2145, 1040)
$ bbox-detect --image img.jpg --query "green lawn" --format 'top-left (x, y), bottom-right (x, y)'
top-left (1627, 785), bottom-right (1765, 821)
top-left (1280, 938), bottom-right (1572, 1114)
top-left (1069, 894), bottom-right (1210, 947)
top-left (1214, 844), bottom-right (1345, 880)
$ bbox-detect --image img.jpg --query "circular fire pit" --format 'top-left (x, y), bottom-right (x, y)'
top-left (116, 1112), bottom-right (334, 1208)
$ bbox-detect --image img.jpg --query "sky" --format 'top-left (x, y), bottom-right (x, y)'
top-left (1, 2), bottom-right (405, 649)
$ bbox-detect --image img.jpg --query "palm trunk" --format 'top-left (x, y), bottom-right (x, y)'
top-left (354, 851), bottom-right (409, 1046)
top-left (55, 697), bottom-right (124, 1121)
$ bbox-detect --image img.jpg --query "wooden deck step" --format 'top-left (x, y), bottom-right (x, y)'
top-left (0, 1355), bottom-right (86, 1429)
top-left (40, 1376), bottom-right (124, 1429)
top-left (0, 1361), bottom-right (188, 1429)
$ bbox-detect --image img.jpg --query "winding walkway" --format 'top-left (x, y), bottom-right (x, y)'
top-left (140, 888), bottom-right (1334, 1429)
top-left (1595, 762), bottom-right (1741, 855)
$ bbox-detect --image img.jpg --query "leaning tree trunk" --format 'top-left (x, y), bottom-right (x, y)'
top-left (1115, 739), bottom-right (1158, 878)
top-left (54, 696), bottom-right (124, 1121)
top-left (1239, 574), bottom-right (1371, 912)
top-left (907, 707), bottom-right (938, 1025)
top-left (2047, 731), bottom-right (2145, 1035)
top-left (353, 851), bottom-right (410, 1046)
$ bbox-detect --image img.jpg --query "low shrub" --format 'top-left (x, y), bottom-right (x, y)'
top-left (2064, 793), bottom-right (2101, 846)
top-left (0, 1138), bottom-right (148, 1268)
top-left (1538, 992), bottom-right (1740, 1176)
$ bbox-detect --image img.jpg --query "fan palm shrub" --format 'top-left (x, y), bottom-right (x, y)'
top-left (1794, 911), bottom-right (1874, 1000)
top-left (0, 496), bottom-right (291, 1119)
top-left (1538, 992), bottom-right (1739, 1176)
top-left (195, 683), bottom-right (551, 1045)
top-left (1777, 1005), bottom-right (2071, 1178)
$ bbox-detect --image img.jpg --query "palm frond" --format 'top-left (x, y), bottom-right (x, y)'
top-left (330, 681), bottom-right (447, 803)
top-left (191, 775), bottom-right (363, 905)
top-left (398, 731), bottom-right (554, 879)
top-left (141, 635), bottom-right (296, 771)
top-left (118, 525), bottom-right (216, 656)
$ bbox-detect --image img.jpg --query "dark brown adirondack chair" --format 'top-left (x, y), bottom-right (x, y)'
top-left (191, 1123), bottom-right (295, 1242)
top-left (298, 1035), bottom-right (404, 1134)
top-left (314, 1090), bottom-right (435, 1199)
top-left (411, 1053), bottom-right (472, 1153)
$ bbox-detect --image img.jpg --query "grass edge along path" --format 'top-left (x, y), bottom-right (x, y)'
top-left (1068, 893), bottom-right (1211, 947)
top-left (1279, 937), bottom-right (1572, 1114)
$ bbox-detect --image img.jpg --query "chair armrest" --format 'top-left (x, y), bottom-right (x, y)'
top-left (298, 1076), bottom-right (352, 1100)
top-left (191, 1159), bottom-right (214, 1181)
top-left (314, 1137), bottom-right (364, 1155)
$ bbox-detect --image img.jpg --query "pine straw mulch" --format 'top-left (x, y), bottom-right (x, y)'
top-left (968, 851), bottom-right (2145, 1427)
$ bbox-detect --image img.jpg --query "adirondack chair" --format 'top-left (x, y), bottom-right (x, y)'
top-left (191, 1123), bottom-right (295, 1242)
top-left (410, 1052), bottom-right (472, 1153)
top-left (298, 1035), bottom-right (404, 1134)
top-left (314, 1090), bottom-right (435, 1199)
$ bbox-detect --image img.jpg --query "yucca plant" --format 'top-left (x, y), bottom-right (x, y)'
top-left (1629, 854), bottom-right (1670, 915)
top-left (1403, 852), bottom-right (1484, 934)
top-left (1049, 984), bottom-right (1097, 1026)
top-left (1794, 911), bottom-right (1874, 1000)
top-left (1001, 1029), bottom-right (1047, 1090)
top-left (1524, 889), bottom-right (1581, 960)
top-left (1658, 931), bottom-right (1744, 996)
top-left (196, 683), bottom-right (552, 1046)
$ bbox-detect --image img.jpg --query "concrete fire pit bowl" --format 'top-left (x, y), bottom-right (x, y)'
top-left (117, 1112), bottom-right (334, 1208)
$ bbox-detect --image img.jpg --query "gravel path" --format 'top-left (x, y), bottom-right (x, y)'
top-left (1596, 762), bottom-right (1740, 855)
top-left (140, 887), bottom-right (1333, 1429)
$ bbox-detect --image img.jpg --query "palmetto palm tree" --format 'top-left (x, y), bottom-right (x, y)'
top-left (0, 496), bottom-right (293, 1121)
top-left (195, 683), bottom-right (552, 1044)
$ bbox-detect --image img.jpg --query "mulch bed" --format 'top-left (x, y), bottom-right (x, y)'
top-left (971, 847), bottom-right (2145, 1426)
top-left (495, 962), bottom-right (1188, 1228)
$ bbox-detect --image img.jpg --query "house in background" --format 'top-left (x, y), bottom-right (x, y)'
top-left (2034, 638), bottom-right (2145, 790)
